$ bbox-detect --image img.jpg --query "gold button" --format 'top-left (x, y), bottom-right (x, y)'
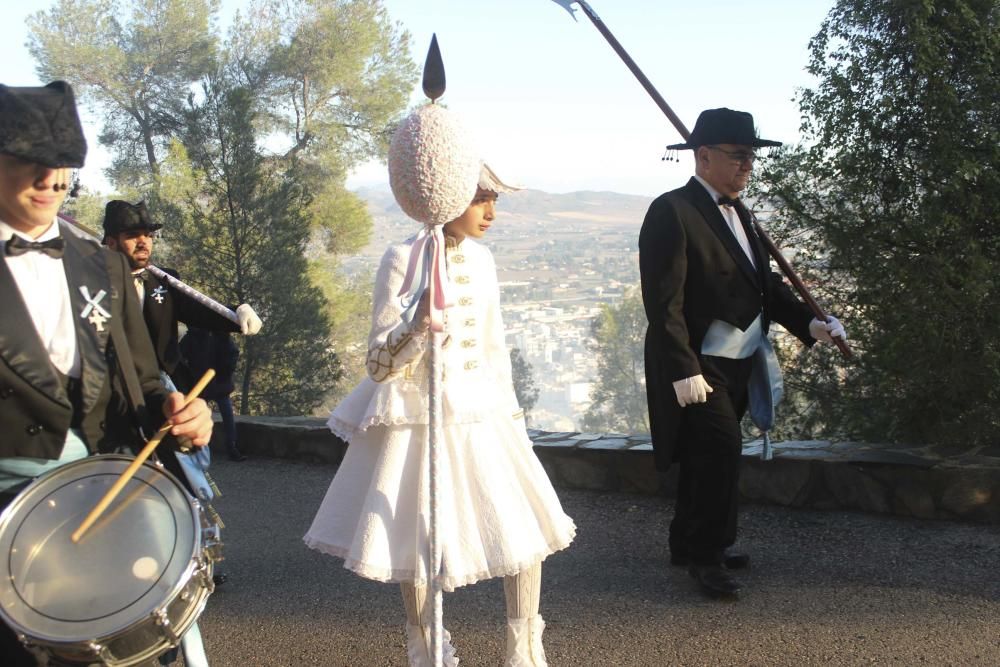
top-left (464, 360), bottom-right (478, 370)
top-left (464, 318), bottom-right (476, 327)
top-left (461, 339), bottom-right (476, 348)
top-left (455, 275), bottom-right (470, 284)
top-left (458, 296), bottom-right (473, 306)
top-left (452, 255), bottom-right (465, 263)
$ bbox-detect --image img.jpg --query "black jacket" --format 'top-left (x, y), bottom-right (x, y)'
top-left (0, 228), bottom-right (168, 459)
top-left (638, 177), bottom-right (815, 470)
top-left (139, 267), bottom-right (239, 377)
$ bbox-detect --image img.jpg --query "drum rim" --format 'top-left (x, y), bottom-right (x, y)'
top-left (0, 454), bottom-right (208, 644)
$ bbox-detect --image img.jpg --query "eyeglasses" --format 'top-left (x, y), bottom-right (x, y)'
top-left (707, 146), bottom-right (758, 164)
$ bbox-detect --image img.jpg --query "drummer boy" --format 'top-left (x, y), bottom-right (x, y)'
top-left (0, 81), bottom-right (213, 665)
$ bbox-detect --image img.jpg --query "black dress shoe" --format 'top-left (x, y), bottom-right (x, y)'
top-left (671, 551), bottom-right (750, 570)
top-left (688, 564), bottom-right (741, 599)
top-left (227, 447), bottom-right (247, 462)
top-left (213, 572), bottom-right (228, 586)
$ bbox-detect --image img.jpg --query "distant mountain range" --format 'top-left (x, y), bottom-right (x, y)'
top-left (351, 184), bottom-right (656, 259)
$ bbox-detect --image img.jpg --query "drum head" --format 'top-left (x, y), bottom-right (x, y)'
top-left (0, 455), bottom-right (199, 643)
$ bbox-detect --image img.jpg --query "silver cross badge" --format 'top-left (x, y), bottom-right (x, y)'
top-left (79, 286), bottom-right (111, 332)
top-left (151, 286), bottom-right (167, 304)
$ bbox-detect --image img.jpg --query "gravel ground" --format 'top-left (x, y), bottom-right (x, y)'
top-left (187, 457), bottom-right (1000, 666)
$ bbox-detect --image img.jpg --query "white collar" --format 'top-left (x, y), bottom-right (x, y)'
top-left (693, 174), bottom-right (738, 206)
top-left (0, 218), bottom-right (60, 243)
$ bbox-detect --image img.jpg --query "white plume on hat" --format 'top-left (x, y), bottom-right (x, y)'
top-left (479, 162), bottom-right (523, 194)
top-left (388, 104), bottom-right (480, 226)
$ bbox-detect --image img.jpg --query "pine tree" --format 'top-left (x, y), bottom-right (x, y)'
top-left (756, 0), bottom-right (1000, 447)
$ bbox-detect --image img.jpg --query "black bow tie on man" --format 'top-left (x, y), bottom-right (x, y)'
top-left (717, 195), bottom-right (741, 208)
top-left (5, 235), bottom-right (66, 258)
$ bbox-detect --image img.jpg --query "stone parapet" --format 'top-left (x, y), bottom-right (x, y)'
top-left (227, 417), bottom-right (1000, 523)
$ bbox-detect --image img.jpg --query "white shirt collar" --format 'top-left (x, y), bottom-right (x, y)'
top-left (0, 218), bottom-right (61, 243)
top-left (693, 174), bottom-right (728, 205)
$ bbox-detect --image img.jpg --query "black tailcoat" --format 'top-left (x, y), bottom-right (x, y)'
top-left (638, 177), bottom-right (815, 471)
top-left (139, 268), bottom-right (238, 377)
top-left (0, 228), bottom-right (167, 459)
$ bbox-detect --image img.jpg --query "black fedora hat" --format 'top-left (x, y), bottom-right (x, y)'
top-left (0, 81), bottom-right (87, 168)
top-left (102, 200), bottom-right (162, 239)
top-left (666, 107), bottom-right (782, 150)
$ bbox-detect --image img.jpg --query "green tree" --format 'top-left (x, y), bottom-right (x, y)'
top-left (28, 0), bottom-right (219, 186)
top-left (510, 347), bottom-right (539, 423)
top-left (162, 82), bottom-right (340, 415)
top-left (29, 0), bottom-right (418, 414)
top-left (755, 0), bottom-right (1000, 447)
top-left (582, 288), bottom-right (649, 434)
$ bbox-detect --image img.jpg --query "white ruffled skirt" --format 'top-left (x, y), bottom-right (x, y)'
top-left (304, 407), bottom-right (576, 591)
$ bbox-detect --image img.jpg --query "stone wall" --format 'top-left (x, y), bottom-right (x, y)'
top-left (226, 417), bottom-right (1000, 523)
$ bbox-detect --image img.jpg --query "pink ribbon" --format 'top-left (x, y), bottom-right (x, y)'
top-left (398, 225), bottom-right (452, 333)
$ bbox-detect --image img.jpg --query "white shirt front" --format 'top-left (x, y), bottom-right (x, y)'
top-left (133, 270), bottom-right (145, 306)
top-left (692, 176), bottom-right (765, 359)
top-left (0, 219), bottom-right (81, 377)
top-left (693, 174), bottom-right (756, 268)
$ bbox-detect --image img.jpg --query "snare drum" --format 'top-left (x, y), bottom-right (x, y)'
top-left (0, 455), bottom-right (221, 666)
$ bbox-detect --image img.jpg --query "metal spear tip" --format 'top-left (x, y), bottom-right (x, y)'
top-left (549, 0), bottom-right (579, 21)
top-left (422, 34), bottom-right (446, 102)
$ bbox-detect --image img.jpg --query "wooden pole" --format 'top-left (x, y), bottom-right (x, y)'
top-left (556, 0), bottom-right (852, 357)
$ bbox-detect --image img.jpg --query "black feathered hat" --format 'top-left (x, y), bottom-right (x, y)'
top-left (102, 200), bottom-right (162, 240)
top-left (0, 81), bottom-right (87, 168)
top-left (666, 107), bottom-right (782, 150)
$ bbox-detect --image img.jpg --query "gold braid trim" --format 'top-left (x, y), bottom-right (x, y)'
top-left (366, 328), bottom-right (421, 383)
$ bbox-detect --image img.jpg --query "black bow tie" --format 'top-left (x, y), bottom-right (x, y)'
top-left (5, 235), bottom-right (66, 259)
top-left (717, 195), bottom-right (741, 208)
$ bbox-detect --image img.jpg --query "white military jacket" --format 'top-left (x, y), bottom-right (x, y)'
top-left (328, 235), bottom-right (522, 442)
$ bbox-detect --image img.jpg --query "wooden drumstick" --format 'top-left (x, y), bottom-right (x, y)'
top-left (71, 369), bottom-right (215, 544)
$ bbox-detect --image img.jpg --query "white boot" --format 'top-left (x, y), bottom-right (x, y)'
top-left (406, 623), bottom-right (460, 667)
top-left (528, 616), bottom-right (548, 667)
top-left (505, 615), bottom-right (548, 667)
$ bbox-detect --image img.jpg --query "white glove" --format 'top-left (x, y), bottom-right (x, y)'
top-left (809, 315), bottom-right (846, 344)
top-left (672, 374), bottom-right (714, 407)
top-left (236, 303), bottom-right (263, 335)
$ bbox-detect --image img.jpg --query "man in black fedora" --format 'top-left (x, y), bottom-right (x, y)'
top-left (0, 81), bottom-right (213, 664)
top-left (102, 199), bottom-right (261, 461)
top-left (638, 107), bottom-right (847, 599)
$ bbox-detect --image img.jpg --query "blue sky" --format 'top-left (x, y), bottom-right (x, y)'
top-left (1, 0), bottom-right (834, 196)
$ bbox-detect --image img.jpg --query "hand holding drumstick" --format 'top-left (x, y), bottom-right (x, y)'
top-left (72, 370), bottom-right (216, 543)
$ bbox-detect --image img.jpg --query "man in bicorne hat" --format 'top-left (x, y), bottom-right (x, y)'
top-left (0, 81), bottom-right (213, 664)
top-left (638, 108), bottom-right (846, 599)
top-left (101, 199), bottom-right (262, 462)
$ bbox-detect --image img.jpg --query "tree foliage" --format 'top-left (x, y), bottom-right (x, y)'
top-left (161, 82), bottom-right (340, 415)
top-left (28, 0), bottom-right (417, 415)
top-left (28, 0), bottom-right (219, 186)
top-left (510, 347), bottom-right (540, 423)
top-left (582, 288), bottom-right (649, 434)
top-left (755, 0), bottom-right (1000, 447)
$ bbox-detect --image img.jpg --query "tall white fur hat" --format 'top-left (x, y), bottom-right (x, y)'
top-left (388, 36), bottom-right (480, 226)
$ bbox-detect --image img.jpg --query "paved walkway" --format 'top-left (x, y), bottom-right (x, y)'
top-left (193, 457), bottom-right (1000, 666)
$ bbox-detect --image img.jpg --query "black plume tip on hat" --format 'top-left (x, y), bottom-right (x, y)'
top-left (102, 200), bottom-right (163, 239)
top-left (666, 107), bottom-right (782, 150)
top-left (0, 81), bottom-right (87, 168)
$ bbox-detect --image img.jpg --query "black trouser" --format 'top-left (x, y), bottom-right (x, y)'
top-left (669, 355), bottom-right (752, 565)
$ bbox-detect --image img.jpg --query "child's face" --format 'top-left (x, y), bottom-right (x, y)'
top-left (444, 188), bottom-right (498, 240)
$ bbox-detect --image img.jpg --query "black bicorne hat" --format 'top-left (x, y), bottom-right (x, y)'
top-left (666, 107), bottom-right (782, 150)
top-left (0, 81), bottom-right (87, 168)
top-left (102, 200), bottom-right (162, 239)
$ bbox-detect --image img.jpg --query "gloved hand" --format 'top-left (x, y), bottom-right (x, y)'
top-left (236, 303), bottom-right (263, 335)
top-left (809, 315), bottom-right (846, 344)
top-left (672, 374), bottom-right (713, 407)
